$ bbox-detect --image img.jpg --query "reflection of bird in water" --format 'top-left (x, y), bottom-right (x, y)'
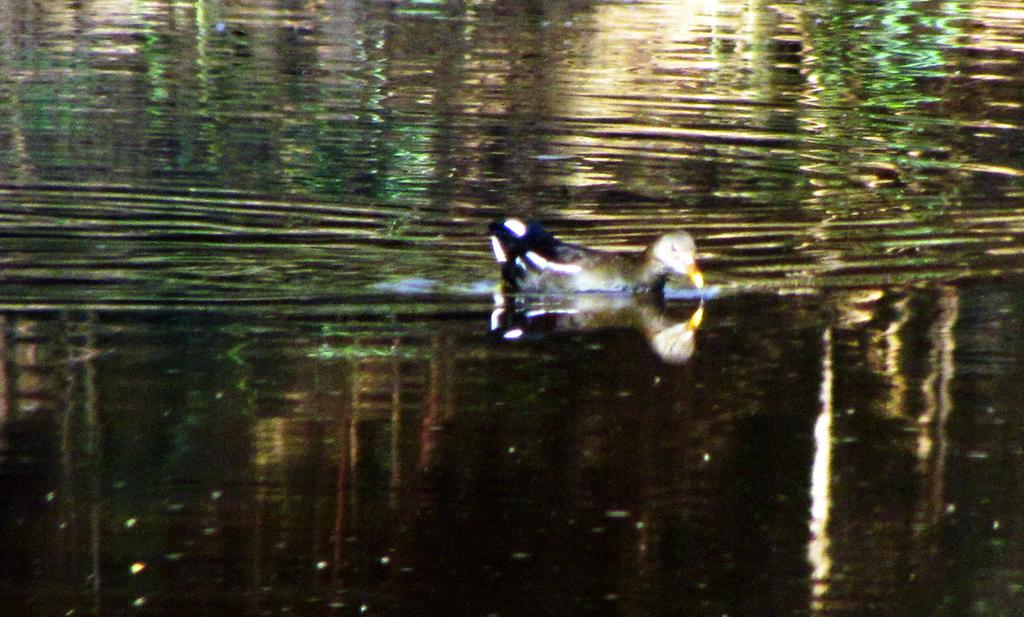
top-left (488, 218), bottom-right (704, 295)
top-left (491, 294), bottom-right (705, 365)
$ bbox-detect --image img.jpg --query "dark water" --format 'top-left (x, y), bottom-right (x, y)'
top-left (2, 0), bottom-right (1024, 615)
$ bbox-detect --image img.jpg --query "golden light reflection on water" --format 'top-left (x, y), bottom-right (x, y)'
top-left (915, 289), bottom-right (957, 520)
top-left (805, 285), bottom-right (978, 613)
top-left (552, 0), bottom-right (791, 191)
top-left (970, 1), bottom-right (1024, 53)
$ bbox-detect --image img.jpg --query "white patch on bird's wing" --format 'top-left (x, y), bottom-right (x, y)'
top-left (524, 251), bottom-right (582, 274)
top-left (490, 236), bottom-right (507, 263)
top-left (503, 218), bottom-right (528, 237)
top-left (525, 309), bottom-right (578, 318)
top-left (503, 328), bottom-right (524, 340)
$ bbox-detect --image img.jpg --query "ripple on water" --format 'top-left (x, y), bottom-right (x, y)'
top-left (0, 183), bottom-right (1023, 309)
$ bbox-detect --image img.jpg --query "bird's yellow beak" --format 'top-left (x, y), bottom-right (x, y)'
top-left (688, 264), bottom-right (704, 289)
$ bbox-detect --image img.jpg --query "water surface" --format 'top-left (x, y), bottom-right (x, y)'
top-left (1, 0), bottom-right (1024, 615)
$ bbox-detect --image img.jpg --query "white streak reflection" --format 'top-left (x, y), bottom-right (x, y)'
top-left (809, 327), bottom-right (833, 611)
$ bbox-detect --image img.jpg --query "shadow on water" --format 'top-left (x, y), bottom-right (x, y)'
top-left (0, 0), bottom-right (1024, 615)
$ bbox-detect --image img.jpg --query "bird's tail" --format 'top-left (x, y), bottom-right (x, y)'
top-left (487, 218), bottom-right (554, 264)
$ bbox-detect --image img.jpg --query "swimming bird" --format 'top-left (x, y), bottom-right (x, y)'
top-left (489, 218), bottom-right (703, 294)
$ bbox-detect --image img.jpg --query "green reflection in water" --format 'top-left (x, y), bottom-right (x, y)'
top-left (811, 0), bottom-right (965, 110)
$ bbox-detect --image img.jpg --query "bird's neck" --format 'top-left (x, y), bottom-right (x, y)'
top-left (633, 250), bottom-right (670, 293)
